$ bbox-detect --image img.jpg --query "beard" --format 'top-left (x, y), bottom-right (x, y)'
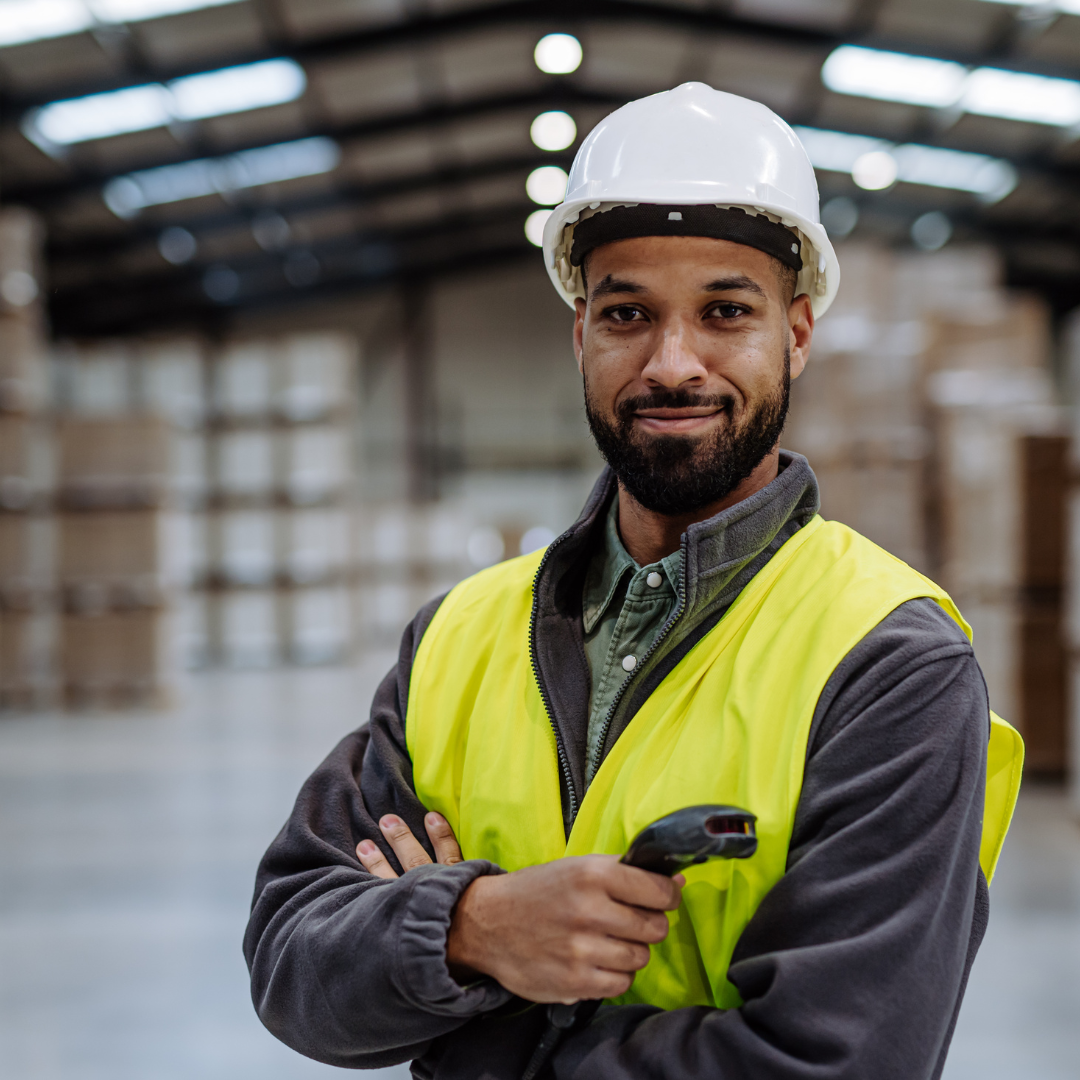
top-left (584, 349), bottom-right (790, 517)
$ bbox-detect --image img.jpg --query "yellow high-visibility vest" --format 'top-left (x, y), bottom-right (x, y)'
top-left (406, 515), bottom-right (1024, 1010)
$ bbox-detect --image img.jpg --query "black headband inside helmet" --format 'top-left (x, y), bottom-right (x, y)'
top-left (568, 204), bottom-right (803, 272)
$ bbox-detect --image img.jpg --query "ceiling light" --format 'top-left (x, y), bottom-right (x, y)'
top-left (102, 136), bottom-right (340, 217)
top-left (795, 126), bottom-right (1017, 202)
top-left (911, 211), bottom-right (952, 251)
top-left (851, 151), bottom-right (898, 190)
top-left (251, 210), bottom-right (292, 251)
top-left (821, 44), bottom-right (1080, 128)
top-left (89, 0), bottom-right (241, 18)
top-left (284, 250), bottom-right (320, 288)
top-left (33, 84), bottom-right (172, 144)
top-left (157, 225), bottom-right (197, 264)
top-left (822, 45), bottom-right (966, 108)
top-left (525, 209), bottom-right (552, 247)
top-left (792, 127), bottom-right (889, 173)
top-left (0, 269), bottom-right (39, 306)
top-left (203, 264), bottom-right (239, 302)
top-left (526, 166), bottom-right (568, 206)
top-left (0, 0), bottom-right (92, 48)
top-left (169, 59), bottom-right (305, 122)
top-left (820, 196), bottom-right (859, 239)
top-left (961, 67), bottom-right (1080, 126)
top-left (0, 0), bottom-right (244, 48)
top-left (28, 57), bottom-right (305, 146)
top-left (889, 143), bottom-right (1017, 200)
top-left (530, 111), bottom-right (576, 151)
top-left (976, 0), bottom-right (1080, 12)
top-left (534, 34), bottom-right (582, 75)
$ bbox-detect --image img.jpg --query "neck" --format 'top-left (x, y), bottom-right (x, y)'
top-left (616, 448), bottom-right (781, 566)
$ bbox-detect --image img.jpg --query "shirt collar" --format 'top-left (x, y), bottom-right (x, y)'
top-left (582, 496), bottom-right (637, 633)
top-left (581, 494), bottom-right (682, 634)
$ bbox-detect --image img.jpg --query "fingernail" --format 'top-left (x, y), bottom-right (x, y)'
top-left (426, 812), bottom-right (442, 826)
top-left (357, 841), bottom-right (375, 857)
top-left (673, 874), bottom-right (686, 888)
top-left (380, 815), bottom-right (400, 828)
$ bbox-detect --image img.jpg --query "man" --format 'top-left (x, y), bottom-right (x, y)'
top-left (245, 84), bottom-right (1022, 1079)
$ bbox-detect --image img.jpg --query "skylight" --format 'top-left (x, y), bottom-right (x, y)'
top-left (961, 68), bottom-right (1080, 127)
top-left (102, 136), bottom-right (340, 217)
top-left (794, 127), bottom-right (1017, 202)
top-left (822, 45), bottom-right (1080, 127)
top-left (976, 0), bottom-right (1080, 13)
top-left (28, 59), bottom-right (306, 146)
top-left (822, 46), bottom-right (967, 109)
top-left (0, 0), bottom-right (243, 48)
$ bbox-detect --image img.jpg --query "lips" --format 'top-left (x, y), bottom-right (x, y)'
top-left (633, 407), bottom-right (726, 434)
top-left (634, 406), bottom-right (723, 420)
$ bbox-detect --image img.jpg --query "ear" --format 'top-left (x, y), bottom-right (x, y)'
top-left (573, 297), bottom-right (587, 375)
top-left (787, 293), bottom-right (814, 381)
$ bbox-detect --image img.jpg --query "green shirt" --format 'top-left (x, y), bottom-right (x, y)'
top-left (582, 495), bottom-right (683, 784)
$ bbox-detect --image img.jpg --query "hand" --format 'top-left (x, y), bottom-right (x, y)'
top-left (356, 812), bottom-right (463, 877)
top-left (449, 856), bottom-right (683, 1004)
top-left (358, 814), bottom-right (683, 1004)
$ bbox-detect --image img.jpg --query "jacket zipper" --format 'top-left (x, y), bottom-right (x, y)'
top-left (528, 533), bottom-right (579, 823)
top-left (589, 533), bottom-right (690, 784)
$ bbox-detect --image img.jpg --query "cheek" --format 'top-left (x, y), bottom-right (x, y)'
top-left (582, 323), bottom-right (654, 378)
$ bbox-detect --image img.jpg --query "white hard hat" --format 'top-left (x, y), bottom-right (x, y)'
top-left (542, 82), bottom-right (840, 318)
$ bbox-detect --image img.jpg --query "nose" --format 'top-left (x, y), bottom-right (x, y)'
top-left (639, 322), bottom-right (709, 389)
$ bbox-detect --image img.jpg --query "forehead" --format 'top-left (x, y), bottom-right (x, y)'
top-left (585, 235), bottom-right (780, 296)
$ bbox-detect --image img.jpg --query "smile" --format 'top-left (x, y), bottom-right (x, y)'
top-left (633, 407), bottom-right (726, 434)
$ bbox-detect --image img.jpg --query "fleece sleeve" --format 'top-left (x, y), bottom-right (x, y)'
top-left (242, 596), bottom-right (512, 1069)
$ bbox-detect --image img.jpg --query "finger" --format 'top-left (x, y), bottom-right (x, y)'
top-left (591, 937), bottom-right (653, 974)
top-left (357, 839), bottom-right (399, 879)
top-left (606, 864), bottom-right (684, 911)
top-left (602, 901), bottom-right (672, 945)
top-left (425, 813), bottom-right (463, 866)
top-left (379, 815), bottom-right (434, 872)
top-left (583, 970), bottom-right (635, 1002)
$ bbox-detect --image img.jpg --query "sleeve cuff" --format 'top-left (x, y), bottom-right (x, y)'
top-left (396, 859), bottom-right (513, 1017)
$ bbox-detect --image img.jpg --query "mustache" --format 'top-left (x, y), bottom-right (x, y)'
top-left (616, 388), bottom-right (736, 425)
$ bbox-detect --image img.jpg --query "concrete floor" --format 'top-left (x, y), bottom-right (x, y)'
top-left (1, 663), bottom-right (1078, 1079)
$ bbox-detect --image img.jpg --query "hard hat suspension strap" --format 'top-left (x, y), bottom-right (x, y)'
top-left (568, 204), bottom-right (803, 272)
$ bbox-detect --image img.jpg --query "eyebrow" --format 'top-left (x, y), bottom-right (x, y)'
top-left (590, 275), bottom-right (647, 300)
top-left (590, 273), bottom-right (769, 302)
top-left (702, 275), bottom-right (767, 299)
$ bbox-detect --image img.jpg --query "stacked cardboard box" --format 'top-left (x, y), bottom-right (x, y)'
top-left (54, 413), bottom-right (184, 706)
top-left (203, 331), bottom-right (360, 666)
top-left (788, 243), bottom-right (1065, 767)
top-left (787, 245), bottom-right (930, 571)
top-left (1062, 308), bottom-right (1080, 807)
top-left (924, 300), bottom-right (1063, 757)
top-left (49, 334), bottom-right (211, 706)
top-left (0, 208), bottom-right (53, 707)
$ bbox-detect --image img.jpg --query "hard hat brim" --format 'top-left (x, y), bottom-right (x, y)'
top-left (543, 197), bottom-right (840, 319)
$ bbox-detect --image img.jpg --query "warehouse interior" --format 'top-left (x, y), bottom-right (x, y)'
top-left (1, 0), bottom-right (1080, 1076)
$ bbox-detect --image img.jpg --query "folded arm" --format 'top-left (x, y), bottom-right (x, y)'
top-left (243, 596), bottom-right (513, 1068)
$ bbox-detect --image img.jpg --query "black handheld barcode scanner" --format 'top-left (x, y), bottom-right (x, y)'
top-left (520, 805), bottom-right (757, 1080)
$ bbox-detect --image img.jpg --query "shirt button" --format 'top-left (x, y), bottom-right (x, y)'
top-left (622, 654), bottom-right (637, 672)
top-left (646, 572), bottom-right (662, 588)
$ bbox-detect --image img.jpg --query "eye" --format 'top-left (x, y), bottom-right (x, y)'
top-left (706, 302), bottom-right (747, 320)
top-left (605, 304), bottom-right (647, 323)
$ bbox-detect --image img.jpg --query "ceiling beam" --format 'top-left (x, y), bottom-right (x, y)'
top-left (4, 0), bottom-right (1078, 118)
top-left (47, 201), bottom-right (540, 335)
top-left (10, 72), bottom-right (1080, 226)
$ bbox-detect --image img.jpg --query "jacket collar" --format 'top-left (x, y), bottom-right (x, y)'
top-left (532, 451), bottom-right (820, 825)
top-left (552, 450), bottom-right (821, 622)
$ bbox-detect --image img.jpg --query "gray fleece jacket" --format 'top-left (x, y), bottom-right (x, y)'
top-left (244, 452), bottom-right (990, 1080)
